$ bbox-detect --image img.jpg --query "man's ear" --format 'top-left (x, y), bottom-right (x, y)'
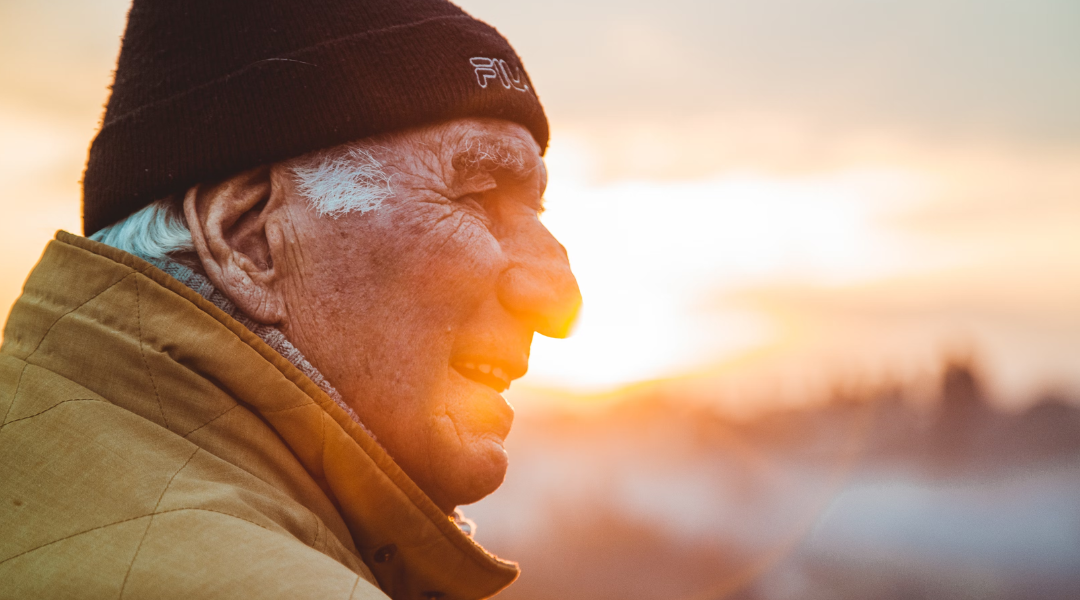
top-left (185, 166), bottom-right (285, 324)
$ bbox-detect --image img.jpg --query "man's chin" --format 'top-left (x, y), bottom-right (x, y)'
top-left (428, 435), bottom-right (510, 512)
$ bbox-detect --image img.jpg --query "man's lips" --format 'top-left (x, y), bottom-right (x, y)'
top-left (451, 357), bottom-right (526, 393)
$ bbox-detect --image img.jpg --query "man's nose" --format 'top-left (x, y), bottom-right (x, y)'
top-left (497, 223), bottom-right (582, 338)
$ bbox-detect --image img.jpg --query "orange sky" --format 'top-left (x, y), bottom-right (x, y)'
top-left (2, 0), bottom-right (1079, 412)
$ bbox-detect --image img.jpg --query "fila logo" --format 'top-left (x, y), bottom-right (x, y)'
top-left (470, 57), bottom-right (530, 92)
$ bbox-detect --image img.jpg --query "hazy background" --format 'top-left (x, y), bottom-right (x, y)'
top-left (4, 0), bottom-right (1077, 407)
top-left (2, 1), bottom-right (1079, 598)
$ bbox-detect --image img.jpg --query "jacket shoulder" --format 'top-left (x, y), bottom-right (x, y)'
top-left (0, 355), bottom-right (379, 599)
top-left (0, 506), bottom-right (387, 600)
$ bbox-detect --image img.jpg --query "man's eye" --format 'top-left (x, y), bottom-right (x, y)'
top-left (453, 195), bottom-right (495, 228)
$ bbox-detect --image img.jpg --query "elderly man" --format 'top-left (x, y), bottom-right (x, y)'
top-left (0, 1), bottom-right (579, 599)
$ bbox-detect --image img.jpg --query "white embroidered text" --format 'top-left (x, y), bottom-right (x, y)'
top-left (470, 57), bottom-right (529, 92)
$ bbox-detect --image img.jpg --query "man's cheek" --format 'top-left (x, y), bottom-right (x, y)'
top-left (419, 219), bottom-right (503, 285)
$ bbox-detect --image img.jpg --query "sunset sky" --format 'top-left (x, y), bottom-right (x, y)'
top-left (2, 0), bottom-right (1078, 413)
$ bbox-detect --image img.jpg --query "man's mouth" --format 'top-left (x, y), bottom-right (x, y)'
top-left (452, 361), bottom-right (513, 393)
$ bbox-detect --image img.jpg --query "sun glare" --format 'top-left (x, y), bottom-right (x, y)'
top-left (522, 133), bottom-right (927, 395)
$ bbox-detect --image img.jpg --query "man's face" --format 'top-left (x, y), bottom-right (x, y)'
top-left (268, 118), bottom-right (581, 512)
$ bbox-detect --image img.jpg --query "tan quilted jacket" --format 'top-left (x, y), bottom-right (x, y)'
top-left (0, 232), bottom-right (518, 600)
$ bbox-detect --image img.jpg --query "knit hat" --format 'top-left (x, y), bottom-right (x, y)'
top-left (82, 0), bottom-right (548, 235)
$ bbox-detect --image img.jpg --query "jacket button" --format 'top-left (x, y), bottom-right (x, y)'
top-left (373, 544), bottom-right (397, 563)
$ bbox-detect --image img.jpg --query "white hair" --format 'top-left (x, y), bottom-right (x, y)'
top-left (89, 196), bottom-right (194, 261)
top-left (289, 146), bottom-right (393, 218)
top-left (89, 143), bottom-right (393, 261)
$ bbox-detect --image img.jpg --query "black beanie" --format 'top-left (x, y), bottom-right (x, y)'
top-left (82, 0), bottom-right (548, 235)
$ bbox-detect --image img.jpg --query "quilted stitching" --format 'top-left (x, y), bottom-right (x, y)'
top-left (0, 362), bottom-right (28, 427)
top-left (0, 398), bottom-right (103, 430)
top-left (348, 575), bottom-right (363, 599)
top-left (0, 507), bottom-right (281, 568)
top-left (119, 447), bottom-right (200, 598)
top-left (135, 275), bottom-right (170, 430)
top-left (258, 397), bottom-right (317, 413)
top-left (182, 404), bottom-right (241, 439)
top-left (0, 515), bottom-right (155, 568)
top-left (23, 272), bottom-right (136, 363)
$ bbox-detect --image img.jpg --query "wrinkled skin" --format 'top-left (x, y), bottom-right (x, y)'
top-left (184, 118), bottom-right (581, 513)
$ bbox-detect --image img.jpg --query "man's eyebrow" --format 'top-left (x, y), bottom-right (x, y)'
top-left (451, 135), bottom-right (537, 181)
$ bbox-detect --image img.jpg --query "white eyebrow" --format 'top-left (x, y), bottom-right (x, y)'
top-left (451, 135), bottom-right (538, 182)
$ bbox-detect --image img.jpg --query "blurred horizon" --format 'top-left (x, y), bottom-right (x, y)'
top-left (470, 357), bottom-right (1080, 600)
top-left (2, 0), bottom-right (1079, 415)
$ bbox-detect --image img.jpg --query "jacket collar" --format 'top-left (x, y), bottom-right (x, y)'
top-left (143, 255), bottom-right (374, 437)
